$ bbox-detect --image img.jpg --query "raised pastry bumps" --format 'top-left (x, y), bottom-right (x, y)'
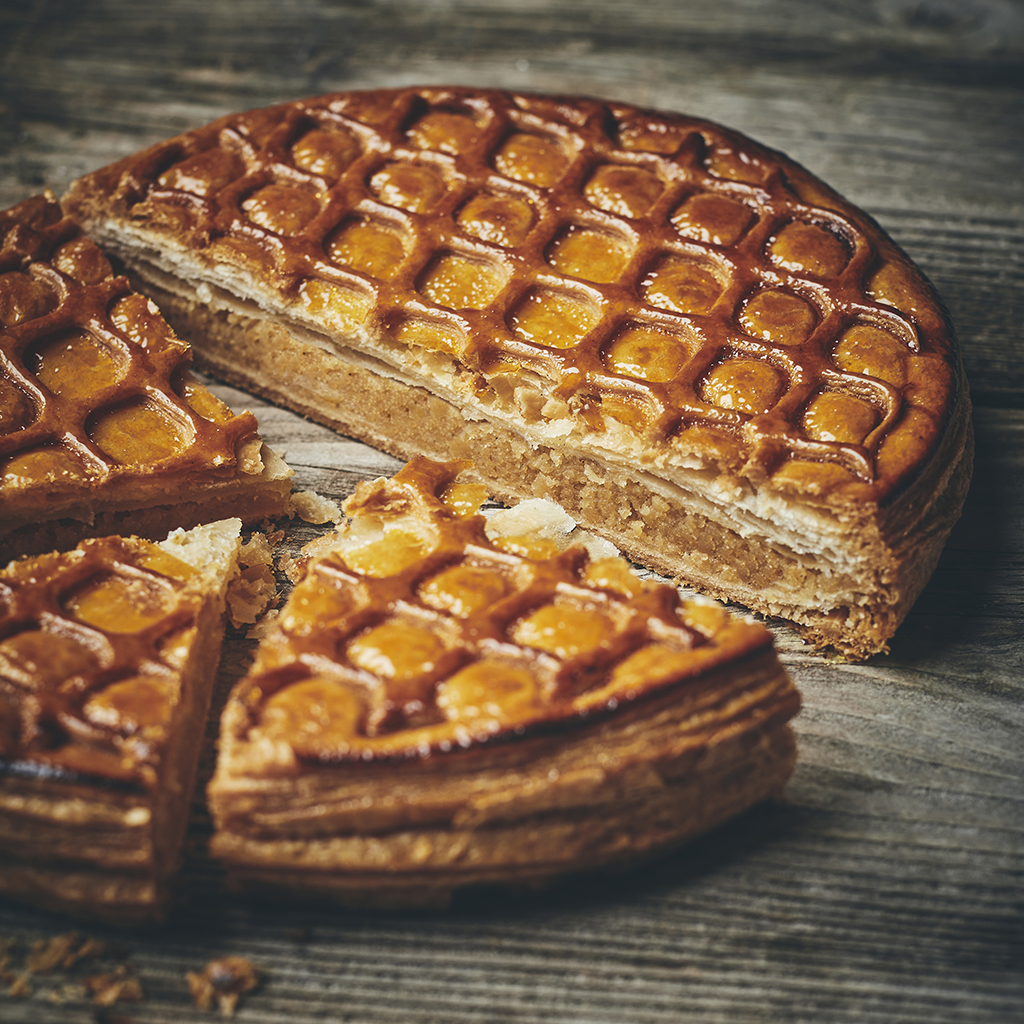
top-left (208, 458), bottom-right (799, 907)
top-left (0, 193), bottom-right (292, 559)
top-left (63, 87), bottom-right (972, 657)
top-left (0, 519), bottom-right (246, 923)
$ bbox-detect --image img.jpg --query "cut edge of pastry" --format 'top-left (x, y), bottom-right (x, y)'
top-left (207, 458), bottom-right (800, 908)
top-left (127, 270), bottom-right (970, 659)
top-left (0, 519), bottom-right (243, 924)
top-left (0, 421), bottom-right (294, 564)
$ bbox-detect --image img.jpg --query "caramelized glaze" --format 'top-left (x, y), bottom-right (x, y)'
top-left (232, 458), bottom-right (772, 763)
top-left (0, 194), bottom-right (260, 513)
top-left (0, 535), bottom-right (203, 785)
top-left (65, 88), bottom-right (962, 504)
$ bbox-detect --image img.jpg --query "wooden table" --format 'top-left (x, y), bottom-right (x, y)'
top-left (1, 2), bottom-right (1022, 1021)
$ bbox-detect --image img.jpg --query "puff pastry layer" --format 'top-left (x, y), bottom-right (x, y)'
top-left (0, 519), bottom-right (244, 922)
top-left (208, 459), bottom-right (800, 907)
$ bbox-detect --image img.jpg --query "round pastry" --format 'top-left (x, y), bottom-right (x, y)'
top-left (62, 87), bottom-right (973, 657)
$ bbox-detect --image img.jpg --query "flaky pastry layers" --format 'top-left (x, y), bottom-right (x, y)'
top-left (208, 459), bottom-right (799, 907)
top-left (64, 87), bottom-right (972, 657)
top-left (0, 519), bottom-right (243, 923)
top-left (0, 194), bottom-right (292, 560)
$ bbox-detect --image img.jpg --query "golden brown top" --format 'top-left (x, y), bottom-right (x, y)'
top-left (0, 533), bottom-right (208, 786)
top-left (65, 87), bottom-right (963, 505)
top-left (0, 193), bottom-right (261, 518)
top-left (229, 458), bottom-right (774, 765)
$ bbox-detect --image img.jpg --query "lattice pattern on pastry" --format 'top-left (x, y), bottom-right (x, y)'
top-left (111, 88), bottom-right (955, 488)
top-left (0, 195), bottom-right (259, 504)
top-left (0, 535), bottom-right (202, 781)
top-left (238, 459), bottom-right (768, 760)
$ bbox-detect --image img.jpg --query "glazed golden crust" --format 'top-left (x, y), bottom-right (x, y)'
top-left (0, 193), bottom-right (291, 558)
top-left (62, 87), bottom-right (961, 503)
top-left (62, 87), bottom-right (972, 655)
top-left (0, 520), bottom-right (242, 922)
top-left (209, 458), bottom-right (799, 905)
top-left (218, 458), bottom-right (779, 762)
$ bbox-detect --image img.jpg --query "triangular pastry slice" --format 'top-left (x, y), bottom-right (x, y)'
top-left (0, 193), bottom-right (292, 559)
top-left (0, 519), bottom-right (247, 923)
top-left (62, 87), bottom-right (972, 658)
top-left (208, 459), bottom-right (799, 908)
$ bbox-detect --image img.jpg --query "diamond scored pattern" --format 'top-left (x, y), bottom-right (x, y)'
top-left (0, 535), bottom-right (203, 782)
top-left (0, 195), bottom-right (259, 503)
top-left (127, 88), bottom-right (944, 489)
top-left (241, 460), bottom-right (763, 758)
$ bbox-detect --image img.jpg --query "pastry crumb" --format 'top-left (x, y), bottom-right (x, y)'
top-left (46, 980), bottom-right (87, 1004)
top-left (186, 956), bottom-right (260, 1017)
top-left (291, 489), bottom-right (343, 524)
top-left (27, 932), bottom-right (81, 973)
top-left (65, 937), bottom-right (107, 968)
top-left (227, 532), bottom-right (278, 626)
top-left (7, 969), bottom-right (32, 998)
top-left (246, 607), bottom-right (280, 640)
top-left (278, 548), bottom-right (308, 584)
top-left (237, 438), bottom-right (266, 475)
top-left (84, 965), bottom-right (143, 1007)
top-left (0, 931), bottom-right (135, 1005)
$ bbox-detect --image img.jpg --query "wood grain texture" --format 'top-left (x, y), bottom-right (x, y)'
top-left (1, 2), bottom-right (1022, 1021)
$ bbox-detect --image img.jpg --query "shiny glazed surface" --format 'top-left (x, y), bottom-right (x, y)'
top-left (0, 535), bottom-right (204, 786)
top-left (70, 87), bottom-right (962, 504)
top-left (232, 458), bottom-right (774, 763)
top-left (0, 194), bottom-right (260, 512)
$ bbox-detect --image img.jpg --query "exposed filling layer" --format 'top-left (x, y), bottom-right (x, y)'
top-left (127, 255), bottom-right (871, 580)
top-left (92, 234), bottom-right (967, 656)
